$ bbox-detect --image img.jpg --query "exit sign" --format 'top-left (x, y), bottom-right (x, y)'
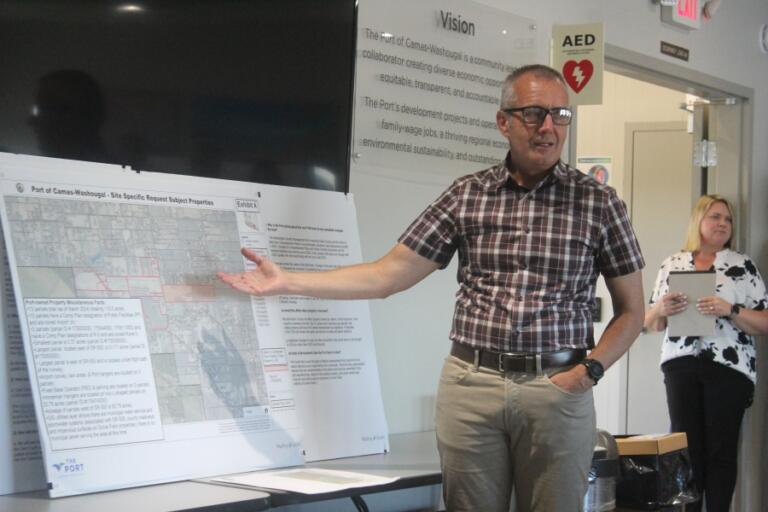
top-left (661, 0), bottom-right (701, 30)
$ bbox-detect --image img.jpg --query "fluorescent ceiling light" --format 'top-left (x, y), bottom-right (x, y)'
top-left (115, 4), bottom-right (146, 14)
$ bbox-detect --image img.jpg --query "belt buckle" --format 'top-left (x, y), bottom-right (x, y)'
top-left (498, 352), bottom-right (521, 372)
top-left (498, 352), bottom-right (542, 373)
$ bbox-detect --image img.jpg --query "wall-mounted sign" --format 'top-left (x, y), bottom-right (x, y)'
top-left (661, 0), bottom-right (701, 30)
top-left (660, 41), bottom-right (690, 61)
top-left (551, 23), bottom-right (604, 106)
top-left (354, 0), bottom-right (538, 176)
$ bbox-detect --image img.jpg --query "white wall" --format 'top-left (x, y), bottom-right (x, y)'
top-left (349, 1), bottom-right (768, 510)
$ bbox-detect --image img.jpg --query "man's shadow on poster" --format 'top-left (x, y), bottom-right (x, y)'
top-left (28, 69), bottom-right (111, 163)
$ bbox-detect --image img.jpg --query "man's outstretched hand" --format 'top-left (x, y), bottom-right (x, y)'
top-left (217, 248), bottom-right (288, 296)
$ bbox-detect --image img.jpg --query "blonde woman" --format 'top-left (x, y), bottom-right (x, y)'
top-left (644, 195), bottom-right (768, 512)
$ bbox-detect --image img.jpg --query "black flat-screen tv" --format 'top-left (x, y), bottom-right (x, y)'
top-left (0, 0), bottom-right (357, 192)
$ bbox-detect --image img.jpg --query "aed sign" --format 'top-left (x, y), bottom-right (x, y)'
top-left (661, 0), bottom-right (701, 30)
top-left (551, 22), bottom-right (604, 106)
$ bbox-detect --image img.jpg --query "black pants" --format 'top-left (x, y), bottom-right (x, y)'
top-left (662, 356), bottom-right (754, 512)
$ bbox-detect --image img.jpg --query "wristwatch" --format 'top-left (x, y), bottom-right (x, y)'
top-left (581, 358), bottom-right (605, 385)
top-left (730, 303), bottom-right (743, 319)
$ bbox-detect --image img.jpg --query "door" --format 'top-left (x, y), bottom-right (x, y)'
top-left (624, 121), bottom-right (694, 434)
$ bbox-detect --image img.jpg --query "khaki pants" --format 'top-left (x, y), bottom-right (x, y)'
top-left (435, 354), bottom-right (596, 512)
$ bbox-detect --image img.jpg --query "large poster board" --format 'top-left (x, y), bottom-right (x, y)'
top-left (0, 154), bottom-right (388, 497)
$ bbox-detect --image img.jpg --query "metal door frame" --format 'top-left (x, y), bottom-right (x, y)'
top-left (600, 44), bottom-right (753, 253)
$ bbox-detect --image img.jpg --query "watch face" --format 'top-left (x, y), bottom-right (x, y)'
top-left (585, 359), bottom-right (604, 380)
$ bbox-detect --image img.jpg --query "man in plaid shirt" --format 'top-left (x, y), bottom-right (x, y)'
top-left (219, 64), bottom-right (645, 511)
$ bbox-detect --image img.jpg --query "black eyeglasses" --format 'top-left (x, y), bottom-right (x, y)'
top-left (502, 105), bottom-right (573, 126)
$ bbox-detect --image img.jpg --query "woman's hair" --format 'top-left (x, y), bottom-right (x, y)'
top-left (683, 194), bottom-right (735, 252)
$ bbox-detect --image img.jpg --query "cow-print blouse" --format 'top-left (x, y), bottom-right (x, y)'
top-left (649, 249), bottom-right (767, 382)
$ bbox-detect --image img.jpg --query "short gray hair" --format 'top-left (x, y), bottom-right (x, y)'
top-left (500, 64), bottom-right (566, 108)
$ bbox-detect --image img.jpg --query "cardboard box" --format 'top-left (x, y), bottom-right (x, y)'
top-left (615, 433), bottom-right (698, 509)
top-left (616, 433), bottom-right (688, 456)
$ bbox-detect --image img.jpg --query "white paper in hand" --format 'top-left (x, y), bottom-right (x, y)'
top-left (667, 271), bottom-right (716, 337)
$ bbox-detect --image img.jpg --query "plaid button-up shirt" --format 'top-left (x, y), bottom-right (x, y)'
top-left (398, 156), bottom-right (644, 353)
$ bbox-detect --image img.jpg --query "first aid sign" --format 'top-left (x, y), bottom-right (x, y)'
top-left (551, 23), bottom-right (604, 106)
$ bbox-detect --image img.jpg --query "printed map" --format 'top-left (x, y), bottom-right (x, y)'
top-left (5, 196), bottom-right (267, 424)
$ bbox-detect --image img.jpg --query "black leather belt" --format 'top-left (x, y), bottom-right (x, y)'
top-left (450, 341), bottom-right (586, 373)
